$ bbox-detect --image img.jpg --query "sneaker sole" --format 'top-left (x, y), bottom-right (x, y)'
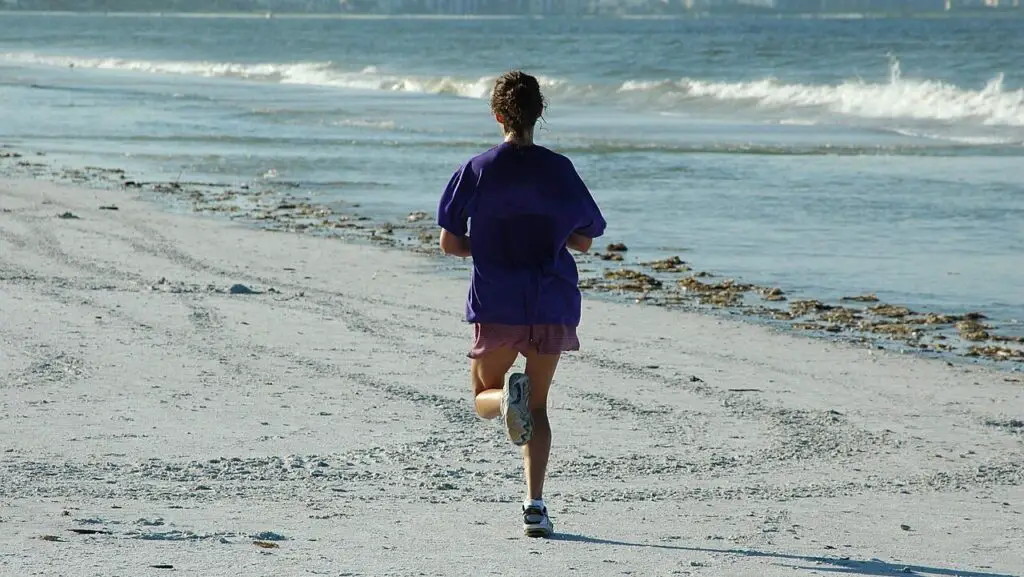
top-left (524, 518), bottom-right (554, 538)
top-left (502, 374), bottom-right (533, 446)
top-left (524, 526), bottom-right (553, 538)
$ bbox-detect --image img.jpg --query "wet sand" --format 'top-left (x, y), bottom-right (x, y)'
top-left (2, 149), bottom-right (1022, 369)
top-left (1, 176), bottom-right (1022, 576)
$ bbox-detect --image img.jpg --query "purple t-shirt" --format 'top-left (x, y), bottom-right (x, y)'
top-left (437, 142), bottom-right (606, 327)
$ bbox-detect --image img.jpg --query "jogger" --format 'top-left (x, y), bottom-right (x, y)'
top-left (436, 70), bottom-right (607, 537)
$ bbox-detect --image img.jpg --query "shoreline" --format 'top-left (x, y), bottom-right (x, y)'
top-left (2, 9), bottom-right (1022, 19)
top-left (2, 144), bottom-right (1021, 371)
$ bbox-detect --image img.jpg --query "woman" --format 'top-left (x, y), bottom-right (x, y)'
top-left (436, 70), bottom-right (607, 538)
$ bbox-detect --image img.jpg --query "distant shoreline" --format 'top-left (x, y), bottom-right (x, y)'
top-left (1, 9), bottom-right (1021, 20)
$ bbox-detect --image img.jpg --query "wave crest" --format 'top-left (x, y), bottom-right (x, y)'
top-left (4, 52), bottom-right (1021, 128)
top-left (619, 61), bottom-right (1024, 127)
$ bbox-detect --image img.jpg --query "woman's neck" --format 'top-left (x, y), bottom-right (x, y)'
top-left (504, 131), bottom-right (534, 146)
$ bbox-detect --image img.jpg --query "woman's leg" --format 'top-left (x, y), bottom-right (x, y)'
top-left (470, 346), bottom-right (519, 419)
top-left (521, 349), bottom-right (560, 501)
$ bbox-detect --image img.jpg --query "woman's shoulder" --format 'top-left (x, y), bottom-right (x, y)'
top-left (496, 144), bottom-right (576, 168)
top-left (464, 143), bottom-right (511, 167)
top-left (466, 144), bottom-right (578, 179)
top-left (534, 145), bottom-right (579, 171)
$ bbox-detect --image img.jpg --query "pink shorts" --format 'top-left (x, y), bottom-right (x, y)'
top-left (468, 323), bottom-right (580, 359)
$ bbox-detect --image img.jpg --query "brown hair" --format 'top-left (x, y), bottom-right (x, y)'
top-left (490, 70), bottom-right (546, 139)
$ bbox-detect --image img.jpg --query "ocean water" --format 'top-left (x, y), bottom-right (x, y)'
top-left (1, 13), bottom-right (1022, 332)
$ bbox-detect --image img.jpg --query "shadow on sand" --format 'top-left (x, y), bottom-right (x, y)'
top-left (550, 533), bottom-right (1019, 577)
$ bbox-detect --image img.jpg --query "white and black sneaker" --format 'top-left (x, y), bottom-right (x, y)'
top-left (500, 373), bottom-right (533, 446)
top-left (523, 503), bottom-right (554, 538)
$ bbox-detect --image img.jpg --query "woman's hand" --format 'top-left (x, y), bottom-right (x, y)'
top-left (439, 228), bottom-right (472, 258)
top-left (567, 231), bottom-right (593, 253)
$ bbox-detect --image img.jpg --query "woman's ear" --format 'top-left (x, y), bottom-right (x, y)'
top-left (495, 113), bottom-right (505, 125)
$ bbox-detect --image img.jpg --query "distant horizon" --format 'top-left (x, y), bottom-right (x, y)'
top-left (2, 0), bottom-right (1023, 18)
top-left (2, 8), bottom-right (1022, 17)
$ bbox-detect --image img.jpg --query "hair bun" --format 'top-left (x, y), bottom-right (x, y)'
top-left (490, 70), bottom-right (547, 139)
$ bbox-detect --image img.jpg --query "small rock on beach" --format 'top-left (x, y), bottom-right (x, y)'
top-left (229, 284), bottom-right (260, 295)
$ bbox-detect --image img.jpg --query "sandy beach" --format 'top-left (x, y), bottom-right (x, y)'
top-left (0, 176), bottom-right (1022, 576)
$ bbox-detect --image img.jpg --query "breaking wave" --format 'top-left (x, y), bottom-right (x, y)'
top-left (4, 52), bottom-right (1022, 128)
top-left (619, 60), bottom-right (1023, 127)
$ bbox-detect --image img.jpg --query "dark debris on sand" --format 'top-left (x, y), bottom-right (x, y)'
top-left (3, 148), bottom-right (1021, 368)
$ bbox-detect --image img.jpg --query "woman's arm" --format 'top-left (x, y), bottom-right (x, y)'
top-left (567, 231), bottom-right (593, 253)
top-left (439, 228), bottom-right (472, 258)
top-left (564, 160), bottom-right (605, 253)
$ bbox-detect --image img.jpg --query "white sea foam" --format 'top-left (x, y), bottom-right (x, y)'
top-left (890, 128), bottom-right (1020, 146)
top-left (619, 61), bottom-right (1024, 128)
top-left (5, 52), bottom-right (1022, 129)
top-left (332, 118), bottom-right (398, 130)
top-left (0, 52), bottom-right (560, 100)
top-left (776, 118), bottom-right (820, 126)
top-left (2, 51), bottom-right (335, 84)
